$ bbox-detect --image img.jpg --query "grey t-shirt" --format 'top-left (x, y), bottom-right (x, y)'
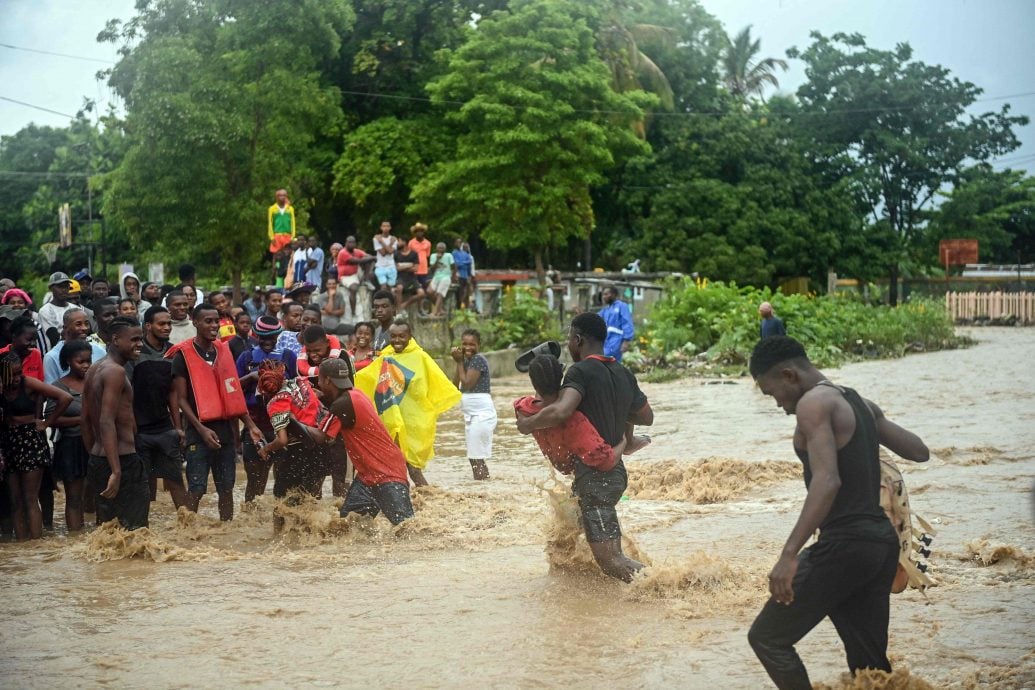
top-left (462, 354), bottom-right (491, 394)
top-left (314, 290), bottom-right (346, 330)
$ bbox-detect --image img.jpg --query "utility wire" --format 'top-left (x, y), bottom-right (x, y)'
top-left (0, 96), bottom-right (77, 119)
top-left (0, 42), bottom-right (116, 64)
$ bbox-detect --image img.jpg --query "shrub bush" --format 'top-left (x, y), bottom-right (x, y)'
top-left (637, 278), bottom-right (963, 371)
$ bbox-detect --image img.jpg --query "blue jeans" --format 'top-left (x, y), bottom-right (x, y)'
top-left (375, 266), bottom-right (398, 287)
top-left (184, 422), bottom-right (237, 495)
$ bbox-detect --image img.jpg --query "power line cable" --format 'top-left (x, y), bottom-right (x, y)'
top-left (0, 96), bottom-right (77, 119)
top-left (0, 42), bottom-right (115, 65)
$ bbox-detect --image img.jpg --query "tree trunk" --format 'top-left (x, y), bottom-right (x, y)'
top-left (888, 263), bottom-right (899, 307)
top-left (232, 265), bottom-right (242, 305)
top-left (534, 247), bottom-right (545, 287)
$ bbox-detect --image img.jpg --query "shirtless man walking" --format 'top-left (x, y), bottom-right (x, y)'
top-left (82, 317), bottom-right (148, 529)
top-left (747, 336), bottom-right (930, 689)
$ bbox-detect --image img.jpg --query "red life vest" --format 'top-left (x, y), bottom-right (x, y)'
top-left (166, 339), bottom-right (247, 422)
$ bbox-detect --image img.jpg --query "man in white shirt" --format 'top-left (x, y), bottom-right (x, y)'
top-left (37, 272), bottom-right (76, 347)
top-left (305, 236), bottom-right (325, 286)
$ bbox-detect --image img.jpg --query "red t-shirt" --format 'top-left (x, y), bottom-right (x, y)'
top-left (0, 346), bottom-right (44, 381)
top-left (336, 247), bottom-right (368, 277)
top-left (513, 396), bottom-right (615, 474)
top-left (408, 238), bottom-right (432, 275)
top-left (321, 389), bottom-right (409, 486)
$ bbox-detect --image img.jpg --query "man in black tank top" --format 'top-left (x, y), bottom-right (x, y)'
top-left (746, 336), bottom-right (930, 689)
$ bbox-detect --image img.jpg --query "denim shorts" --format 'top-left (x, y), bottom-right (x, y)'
top-left (374, 266), bottom-right (398, 287)
top-left (184, 422), bottom-right (237, 495)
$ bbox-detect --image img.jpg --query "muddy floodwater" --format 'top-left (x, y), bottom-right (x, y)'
top-left (1, 328), bottom-right (1032, 688)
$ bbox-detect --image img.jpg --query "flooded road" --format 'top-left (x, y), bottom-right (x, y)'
top-left (1, 328), bottom-right (1032, 688)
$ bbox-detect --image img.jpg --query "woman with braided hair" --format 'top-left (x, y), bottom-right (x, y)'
top-left (1, 351), bottom-right (72, 539)
top-left (255, 359), bottom-right (339, 514)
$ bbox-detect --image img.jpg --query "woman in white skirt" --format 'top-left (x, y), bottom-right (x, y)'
top-left (450, 329), bottom-right (497, 480)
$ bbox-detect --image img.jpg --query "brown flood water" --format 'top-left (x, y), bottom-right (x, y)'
top-left (1, 328), bottom-right (1032, 688)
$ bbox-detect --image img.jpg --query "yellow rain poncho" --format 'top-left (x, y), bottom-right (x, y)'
top-left (355, 338), bottom-right (461, 469)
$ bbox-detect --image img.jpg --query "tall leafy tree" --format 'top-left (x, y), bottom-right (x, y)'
top-left (723, 25), bottom-right (787, 101)
top-left (789, 32), bottom-right (1027, 303)
top-left (619, 97), bottom-right (857, 287)
top-left (927, 165), bottom-right (1035, 265)
top-left (100, 0), bottom-right (352, 295)
top-left (410, 0), bottom-right (653, 278)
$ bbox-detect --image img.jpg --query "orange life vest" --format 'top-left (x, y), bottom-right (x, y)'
top-left (166, 339), bottom-right (248, 422)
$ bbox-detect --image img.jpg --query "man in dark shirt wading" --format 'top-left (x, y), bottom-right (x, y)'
top-left (516, 313), bottom-right (654, 582)
top-left (747, 336), bottom-right (930, 689)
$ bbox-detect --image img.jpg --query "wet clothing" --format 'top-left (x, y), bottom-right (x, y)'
top-left (461, 393), bottom-right (496, 460)
top-left (560, 355), bottom-right (646, 544)
top-left (184, 422), bottom-right (236, 495)
top-left (169, 339), bottom-right (247, 423)
top-left (749, 540), bottom-right (898, 689)
top-left (266, 376), bottom-right (327, 498)
top-left (749, 383), bottom-right (898, 689)
top-left (137, 429), bottom-right (184, 482)
top-left (88, 453), bottom-right (150, 529)
top-left (513, 397), bottom-right (613, 474)
top-left (340, 479), bottom-right (413, 524)
top-left (236, 346), bottom-right (298, 408)
top-left (761, 316), bottom-right (786, 339)
top-left (573, 458), bottom-right (627, 543)
top-left (322, 389), bottom-right (409, 487)
top-left (599, 300), bottom-right (634, 361)
top-left (562, 356), bottom-right (647, 447)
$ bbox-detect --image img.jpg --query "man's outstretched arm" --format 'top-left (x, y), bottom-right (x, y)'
top-left (866, 399), bottom-right (929, 462)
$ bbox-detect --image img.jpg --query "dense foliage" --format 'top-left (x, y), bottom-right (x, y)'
top-left (631, 279), bottom-right (961, 372)
top-left (0, 0), bottom-right (1031, 293)
top-left (453, 286), bottom-right (559, 351)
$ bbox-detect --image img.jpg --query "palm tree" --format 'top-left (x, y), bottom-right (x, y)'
top-left (597, 19), bottom-right (675, 111)
top-left (723, 25), bottom-right (788, 101)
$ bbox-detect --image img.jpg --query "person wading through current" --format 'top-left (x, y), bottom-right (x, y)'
top-left (746, 336), bottom-right (930, 689)
top-left (316, 358), bottom-right (414, 525)
top-left (81, 317), bottom-right (149, 530)
top-left (133, 306), bottom-right (190, 510)
top-left (169, 303), bottom-right (263, 521)
top-left (235, 316), bottom-right (298, 503)
top-left (451, 329), bottom-right (496, 480)
top-left (516, 313), bottom-right (654, 582)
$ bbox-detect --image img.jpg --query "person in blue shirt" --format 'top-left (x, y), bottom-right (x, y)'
top-left (598, 285), bottom-right (634, 361)
top-left (43, 308), bottom-right (107, 383)
top-left (759, 301), bottom-right (787, 339)
top-left (452, 239), bottom-right (474, 310)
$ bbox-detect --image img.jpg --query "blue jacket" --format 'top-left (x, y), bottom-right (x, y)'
top-left (760, 316), bottom-right (786, 339)
top-left (599, 300), bottom-right (635, 361)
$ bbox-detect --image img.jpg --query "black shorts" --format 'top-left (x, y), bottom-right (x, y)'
top-left (88, 453), bottom-right (150, 530)
top-left (137, 429), bottom-right (184, 482)
top-left (340, 479), bottom-right (414, 525)
top-left (572, 459), bottom-right (627, 543)
top-left (416, 274), bottom-right (430, 290)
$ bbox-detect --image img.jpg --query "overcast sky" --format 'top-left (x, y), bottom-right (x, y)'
top-left (2, 0), bottom-right (1033, 173)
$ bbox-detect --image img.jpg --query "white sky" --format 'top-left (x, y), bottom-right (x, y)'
top-left (2, 0), bottom-right (1033, 173)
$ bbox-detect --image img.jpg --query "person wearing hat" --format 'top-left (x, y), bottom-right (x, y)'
top-left (38, 272), bottom-right (76, 347)
top-left (285, 281), bottom-right (315, 307)
top-left (315, 357), bottom-right (414, 524)
top-left (235, 315), bottom-right (298, 502)
top-left (1, 288), bottom-right (33, 312)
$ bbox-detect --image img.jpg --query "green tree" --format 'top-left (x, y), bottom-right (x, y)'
top-left (722, 25), bottom-right (787, 101)
top-left (926, 165), bottom-right (1035, 265)
top-left (100, 0), bottom-right (352, 295)
top-left (615, 97), bottom-right (857, 287)
top-left (410, 0), bottom-right (653, 279)
top-left (789, 32), bottom-right (1028, 304)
